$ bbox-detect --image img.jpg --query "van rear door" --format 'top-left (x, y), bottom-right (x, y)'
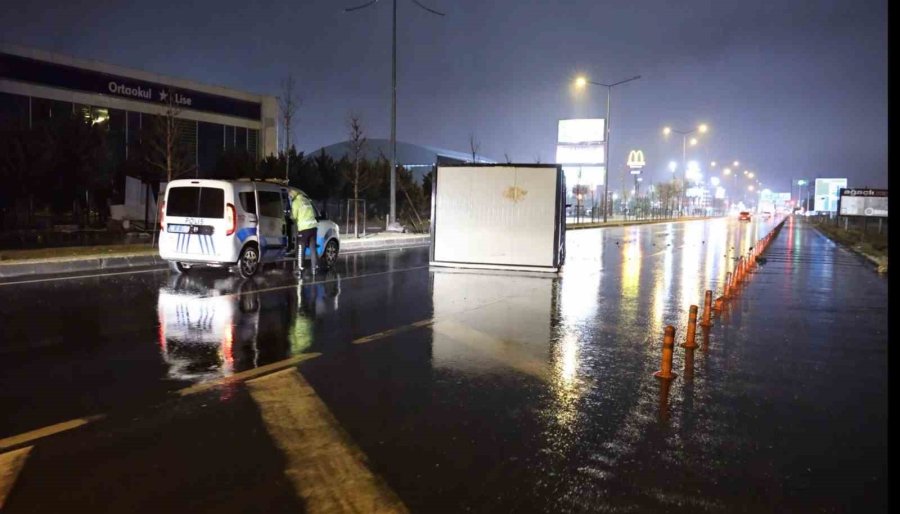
top-left (165, 185), bottom-right (229, 255)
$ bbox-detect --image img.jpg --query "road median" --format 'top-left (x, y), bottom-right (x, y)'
top-left (567, 215), bottom-right (722, 230)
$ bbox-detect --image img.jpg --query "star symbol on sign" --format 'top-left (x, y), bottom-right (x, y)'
top-left (159, 90), bottom-right (168, 101)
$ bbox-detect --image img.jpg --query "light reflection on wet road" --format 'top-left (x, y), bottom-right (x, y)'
top-left (0, 216), bottom-right (887, 512)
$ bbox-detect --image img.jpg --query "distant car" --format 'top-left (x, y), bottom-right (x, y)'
top-left (738, 211), bottom-right (751, 221)
top-left (761, 211), bottom-right (772, 219)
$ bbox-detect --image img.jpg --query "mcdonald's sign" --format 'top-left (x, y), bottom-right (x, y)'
top-left (627, 149), bottom-right (646, 170)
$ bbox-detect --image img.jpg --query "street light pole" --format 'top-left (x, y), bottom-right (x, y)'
top-left (576, 75), bottom-right (641, 223)
top-left (346, 0), bottom-right (444, 225)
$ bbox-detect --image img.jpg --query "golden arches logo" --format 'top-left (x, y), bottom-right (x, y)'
top-left (627, 150), bottom-right (645, 169)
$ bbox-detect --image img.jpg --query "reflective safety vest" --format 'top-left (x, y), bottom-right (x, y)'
top-left (290, 190), bottom-right (317, 231)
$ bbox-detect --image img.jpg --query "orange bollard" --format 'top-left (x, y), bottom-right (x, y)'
top-left (681, 305), bottom-right (699, 349)
top-left (724, 272), bottom-right (733, 298)
top-left (654, 325), bottom-right (678, 380)
top-left (714, 296), bottom-right (725, 312)
top-left (701, 290), bottom-right (713, 327)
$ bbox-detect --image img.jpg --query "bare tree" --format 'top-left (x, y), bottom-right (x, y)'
top-left (534, 154), bottom-right (542, 164)
top-left (342, 115), bottom-right (377, 237)
top-left (469, 133), bottom-right (481, 163)
top-left (279, 75), bottom-right (299, 181)
top-left (503, 152), bottom-right (512, 164)
top-left (144, 89), bottom-right (195, 184)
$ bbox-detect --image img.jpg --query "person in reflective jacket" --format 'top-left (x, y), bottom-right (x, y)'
top-left (290, 188), bottom-right (318, 273)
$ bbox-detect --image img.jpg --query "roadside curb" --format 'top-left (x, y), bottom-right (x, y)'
top-left (567, 216), bottom-right (722, 230)
top-left (0, 235), bottom-right (431, 279)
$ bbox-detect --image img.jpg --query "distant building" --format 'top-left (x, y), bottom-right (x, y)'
top-left (0, 43), bottom-right (278, 174)
top-left (308, 139), bottom-right (494, 182)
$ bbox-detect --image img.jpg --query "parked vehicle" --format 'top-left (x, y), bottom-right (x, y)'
top-left (158, 179), bottom-right (340, 277)
top-left (738, 211), bottom-right (752, 221)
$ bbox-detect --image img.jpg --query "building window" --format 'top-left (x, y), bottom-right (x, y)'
top-left (236, 126), bottom-right (247, 152)
top-left (248, 128), bottom-right (259, 159)
top-left (198, 121), bottom-right (225, 175)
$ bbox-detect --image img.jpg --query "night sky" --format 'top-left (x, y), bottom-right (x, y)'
top-left (1, 0), bottom-right (887, 193)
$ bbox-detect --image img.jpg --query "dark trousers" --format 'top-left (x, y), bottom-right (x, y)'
top-left (297, 228), bottom-right (317, 271)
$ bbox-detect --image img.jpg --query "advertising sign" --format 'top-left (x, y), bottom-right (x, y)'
top-left (838, 188), bottom-right (888, 217)
top-left (557, 118), bottom-right (606, 187)
top-left (813, 178), bottom-right (847, 213)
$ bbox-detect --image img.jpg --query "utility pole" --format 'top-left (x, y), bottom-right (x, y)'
top-left (345, 0), bottom-right (444, 224)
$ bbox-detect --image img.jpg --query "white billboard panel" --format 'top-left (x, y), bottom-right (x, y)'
top-left (814, 178), bottom-right (847, 212)
top-left (563, 166), bottom-right (604, 188)
top-left (555, 144), bottom-right (605, 165)
top-left (557, 119), bottom-right (605, 144)
top-left (431, 165), bottom-right (564, 271)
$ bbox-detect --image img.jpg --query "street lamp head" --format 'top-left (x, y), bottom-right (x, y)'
top-left (733, 160), bottom-right (740, 167)
top-left (668, 161), bottom-right (677, 172)
top-left (723, 168), bottom-right (732, 175)
top-left (663, 126), bottom-right (671, 136)
top-left (689, 137), bottom-right (698, 146)
top-left (711, 176), bottom-right (720, 186)
top-left (748, 172), bottom-right (754, 178)
top-left (748, 185), bottom-right (754, 191)
top-left (575, 76), bottom-right (588, 88)
top-left (710, 161), bottom-right (717, 167)
top-left (698, 123), bottom-right (709, 133)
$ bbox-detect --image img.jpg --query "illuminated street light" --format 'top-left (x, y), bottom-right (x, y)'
top-left (669, 161), bottom-right (678, 172)
top-left (748, 172), bottom-right (755, 178)
top-left (574, 74), bottom-right (641, 222)
top-left (748, 185), bottom-right (755, 191)
top-left (662, 122), bottom-right (710, 214)
top-left (733, 160), bottom-right (740, 167)
top-left (710, 176), bottom-right (720, 186)
top-left (723, 168), bottom-right (732, 175)
top-left (710, 161), bottom-right (717, 167)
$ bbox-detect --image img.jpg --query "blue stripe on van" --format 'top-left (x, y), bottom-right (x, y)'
top-left (236, 227), bottom-right (257, 242)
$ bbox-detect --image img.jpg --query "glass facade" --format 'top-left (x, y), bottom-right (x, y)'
top-left (0, 90), bottom-right (261, 178)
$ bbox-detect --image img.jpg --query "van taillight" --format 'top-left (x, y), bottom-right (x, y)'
top-left (226, 203), bottom-right (236, 235)
top-left (159, 200), bottom-right (166, 230)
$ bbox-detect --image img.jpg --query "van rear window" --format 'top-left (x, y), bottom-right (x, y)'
top-left (166, 187), bottom-right (225, 218)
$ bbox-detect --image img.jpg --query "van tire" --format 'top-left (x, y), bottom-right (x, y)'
top-left (169, 261), bottom-right (189, 274)
top-left (237, 244), bottom-right (260, 278)
top-left (320, 239), bottom-right (339, 270)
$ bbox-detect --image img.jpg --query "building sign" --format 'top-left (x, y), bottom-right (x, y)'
top-left (557, 118), bottom-right (605, 189)
top-left (1, 52), bottom-right (261, 120)
top-left (627, 149), bottom-right (645, 175)
top-left (838, 188), bottom-right (888, 217)
top-left (813, 178), bottom-right (847, 213)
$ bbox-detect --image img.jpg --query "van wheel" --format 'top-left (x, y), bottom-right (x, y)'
top-left (237, 245), bottom-right (260, 278)
top-left (169, 261), bottom-right (189, 274)
top-left (320, 239), bottom-right (339, 270)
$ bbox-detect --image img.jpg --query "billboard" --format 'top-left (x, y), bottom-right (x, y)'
top-left (813, 178), bottom-right (847, 213)
top-left (838, 188), bottom-right (888, 217)
top-left (557, 119), bottom-right (606, 188)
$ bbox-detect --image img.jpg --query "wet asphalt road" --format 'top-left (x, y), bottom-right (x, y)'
top-left (0, 216), bottom-right (887, 512)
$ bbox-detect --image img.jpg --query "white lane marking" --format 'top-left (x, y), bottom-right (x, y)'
top-left (0, 446), bottom-right (32, 509)
top-left (0, 415), bottom-right (104, 452)
top-left (247, 369), bottom-right (408, 513)
top-left (0, 268), bottom-right (166, 287)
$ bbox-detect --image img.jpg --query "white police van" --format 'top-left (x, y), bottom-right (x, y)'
top-left (158, 179), bottom-right (340, 277)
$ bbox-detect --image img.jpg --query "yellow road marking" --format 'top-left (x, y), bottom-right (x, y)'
top-left (247, 369), bottom-right (408, 513)
top-left (0, 416), bottom-right (104, 452)
top-left (353, 319), bottom-right (434, 344)
top-left (0, 446), bottom-right (32, 509)
top-left (176, 352), bottom-right (322, 396)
